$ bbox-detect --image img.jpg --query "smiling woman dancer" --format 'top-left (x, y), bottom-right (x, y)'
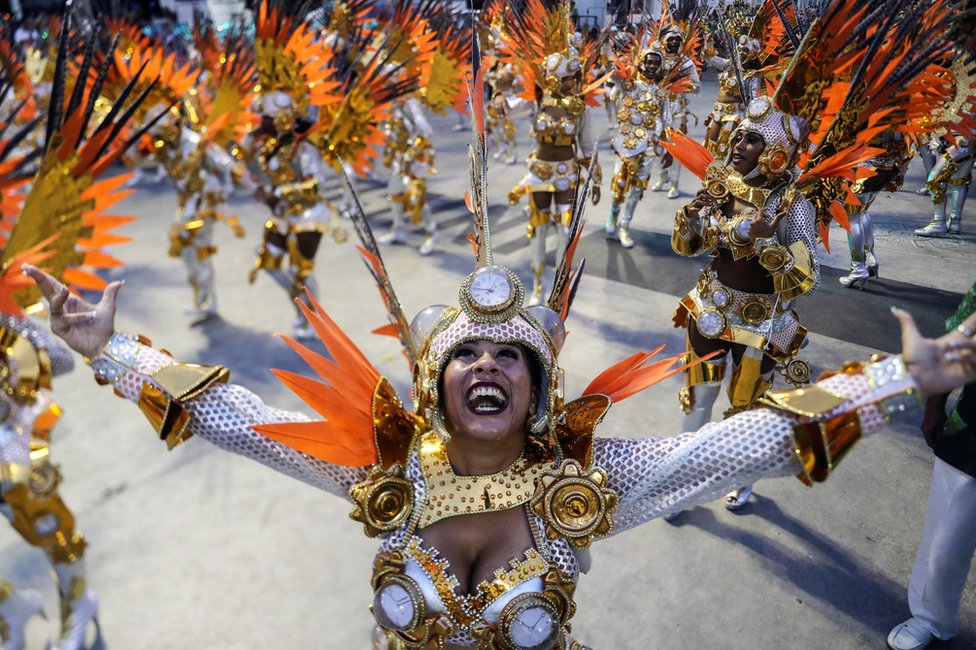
top-left (21, 210), bottom-right (976, 650)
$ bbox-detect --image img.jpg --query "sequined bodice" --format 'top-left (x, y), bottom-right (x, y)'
top-left (533, 107), bottom-right (579, 146)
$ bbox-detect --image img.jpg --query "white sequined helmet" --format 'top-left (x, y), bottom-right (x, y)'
top-left (542, 32), bottom-right (584, 92)
top-left (409, 265), bottom-right (566, 437)
top-left (729, 96), bottom-right (809, 181)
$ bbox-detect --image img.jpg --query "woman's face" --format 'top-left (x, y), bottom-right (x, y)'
top-left (730, 129), bottom-right (765, 174)
top-left (442, 340), bottom-right (538, 444)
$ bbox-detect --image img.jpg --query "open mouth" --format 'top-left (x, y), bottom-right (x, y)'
top-left (465, 382), bottom-right (509, 414)
top-left (731, 153), bottom-right (745, 164)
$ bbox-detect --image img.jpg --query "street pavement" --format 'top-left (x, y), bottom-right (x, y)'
top-left (4, 71), bottom-right (975, 649)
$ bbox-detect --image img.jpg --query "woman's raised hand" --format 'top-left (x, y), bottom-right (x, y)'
top-left (894, 307), bottom-right (976, 397)
top-left (22, 264), bottom-right (122, 360)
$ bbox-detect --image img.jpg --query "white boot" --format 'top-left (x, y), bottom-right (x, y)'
top-left (419, 229), bottom-right (440, 256)
top-left (839, 261), bottom-right (871, 289)
top-left (666, 166), bottom-right (681, 199)
top-left (914, 218), bottom-right (947, 237)
top-left (947, 183), bottom-right (968, 234)
top-left (650, 169), bottom-right (668, 192)
top-left (52, 564), bottom-right (99, 650)
top-left (0, 583), bottom-right (45, 650)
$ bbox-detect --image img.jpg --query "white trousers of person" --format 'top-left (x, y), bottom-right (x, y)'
top-left (907, 457), bottom-right (976, 640)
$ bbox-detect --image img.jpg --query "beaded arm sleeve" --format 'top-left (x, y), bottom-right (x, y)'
top-left (88, 332), bottom-right (367, 500)
top-left (594, 356), bottom-right (919, 536)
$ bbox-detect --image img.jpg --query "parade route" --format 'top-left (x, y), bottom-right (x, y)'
top-left (4, 72), bottom-right (975, 649)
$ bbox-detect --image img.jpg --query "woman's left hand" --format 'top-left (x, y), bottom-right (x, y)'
top-left (894, 308), bottom-right (976, 396)
top-left (748, 208), bottom-right (788, 241)
top-left (591, 185), bottom-right (601, 205)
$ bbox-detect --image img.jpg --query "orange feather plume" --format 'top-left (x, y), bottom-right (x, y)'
top-left (660, 129), bottom-right (715, 180)
top-left (253, 292), bottom-right (383, 467)
top-left (583, 346), bottom-right (719, 404)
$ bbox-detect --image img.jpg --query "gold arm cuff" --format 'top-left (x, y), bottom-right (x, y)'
top-left (671, 208), bottom-right (707, 256)
top-left (151, 363), bottom-right (229, 401)
top-left (138, 362), bottom-right (229, 449)
top-left (771, 241), bottom-right (816, 300)
top-left (791, 410), bottom-right (863, 485)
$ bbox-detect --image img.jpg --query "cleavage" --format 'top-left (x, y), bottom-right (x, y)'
top-left (418, 506), bottom-right (535, 596)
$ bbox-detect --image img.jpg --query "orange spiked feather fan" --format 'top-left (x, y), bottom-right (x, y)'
top-left (253, 292), bottom-right (389, 467)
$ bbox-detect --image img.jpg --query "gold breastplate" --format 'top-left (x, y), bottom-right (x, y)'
top-left (258, 139), bottom-right (299, 187)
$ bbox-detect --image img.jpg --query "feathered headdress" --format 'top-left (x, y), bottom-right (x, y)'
top-left (499, 0), bottom-right (607, 106)
top-left (252, 45), bottom-right (712, 476)
top-left (253, 0), bottom-right (337, 116)
top-left (663, 0), bottom-right (966, 250)
top-left (0, 2), bottom-right (160, 311)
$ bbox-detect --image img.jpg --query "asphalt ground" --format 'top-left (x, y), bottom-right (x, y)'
top-left (4, 71), bottom-right (975, 649)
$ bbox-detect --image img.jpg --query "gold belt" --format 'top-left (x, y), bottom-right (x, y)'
top-left (695, 272), bottom-right (785, 327)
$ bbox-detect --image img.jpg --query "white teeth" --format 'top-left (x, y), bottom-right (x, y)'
top-left (466, 385), bottom-right (507, 411)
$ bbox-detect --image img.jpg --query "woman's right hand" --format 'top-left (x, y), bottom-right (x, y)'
top-left (686, 188), bottom-right (717, 219)
top-left (22, 265), bottom-right (122, 360)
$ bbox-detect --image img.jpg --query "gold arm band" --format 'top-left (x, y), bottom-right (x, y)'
top-left (760, 384), bottom-right (848, 418)
top-left (671, 207), bottom-right (708, 256)
top-left (138, 362), bottom-right (229, 450)
top-left (791, 410), bottom-right (863, 486)
top-left (771, 240), bottom-right (817, 300)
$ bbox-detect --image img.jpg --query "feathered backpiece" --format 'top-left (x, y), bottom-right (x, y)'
top-left (778, 0), bottom-right (961, 246)
top-left (500, 0), bottom-right (606, 106)
top-left (0, 1), bottom-right (159, 308)
top-left (419, 6), bottom-right (473, 116)
top-left (254, 0), bottom-right (334, 115)
top-left (306, 22), bottom-right (416, 175)
top-left (665, 0), bottom-right (970, 250)
top-left (100, 21), bottom-right (199, 123)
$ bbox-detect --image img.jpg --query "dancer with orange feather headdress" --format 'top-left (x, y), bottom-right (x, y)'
top-left (661, 0), bottom-right (973, 513)
top-left (372, 0), bottom-right (472, 256)
top-left (647, 0), bottom-right (704, 200)
top-left (0, 3), bottom-right (162, 646)
top-left (502, 0), bottom-right (606, 304)
top-left (17, 13), bottom-right (976, 645)
top-left (240, 0), bottom-right (415, 338)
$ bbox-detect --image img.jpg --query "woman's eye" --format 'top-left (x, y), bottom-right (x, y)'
top-left (454, 347), bottom-right (476, 359)
top-left (497, 348), bottom-right (520, 360)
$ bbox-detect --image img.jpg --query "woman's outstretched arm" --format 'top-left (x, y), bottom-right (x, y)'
top-left (23, 265), bottom-right (368, 500)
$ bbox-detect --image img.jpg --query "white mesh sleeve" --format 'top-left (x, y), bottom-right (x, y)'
top-left (776, 192), bottom-right (821, 296)
top-left (594, 362), bottom-right (909, 536)
top-left (90, 333), bottom-right (367, 500)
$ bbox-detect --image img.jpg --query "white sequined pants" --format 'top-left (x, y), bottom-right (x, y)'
top-left (908, 457), bottom-right (976, 639)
